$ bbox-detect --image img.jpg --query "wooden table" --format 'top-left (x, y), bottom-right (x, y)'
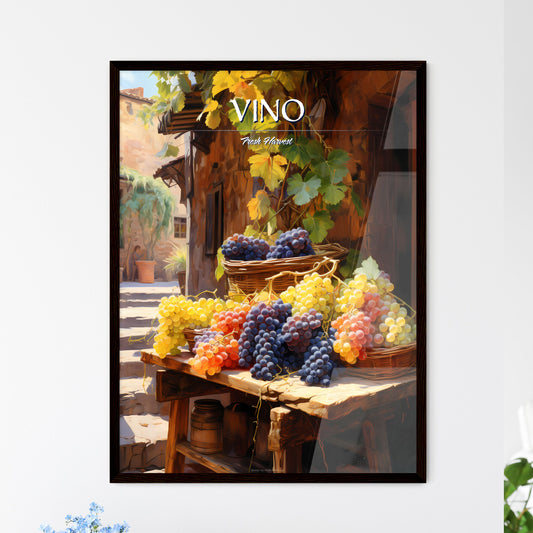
top-left (141, 350), bottom-right (416, 474)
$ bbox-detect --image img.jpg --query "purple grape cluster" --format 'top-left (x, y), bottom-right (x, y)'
top-left (237, 300), bottom-right (292, 370)
top-left (266, 228), bottom-right (315, 259)
top-left (250, 330), bottom-right (285, 381)
top-left (221, 234), bottom-right (270, 261)
top-left (298, 330), bottom-right (337, 387)
top-left (281, 311), bottom-right (323, 354)
top-left (192, 329), bottom-right (218, 354)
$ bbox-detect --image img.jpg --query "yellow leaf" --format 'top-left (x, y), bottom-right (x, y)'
top-left (273, 154), bottom-right (287, 166)
top-left (202, 98), bottom-right (218, 113)
top-left (212, 71), bottom-right (241, 96)
top-left (248, 151), bottom-right (287, 191)
top-left (232, 80), bottom-right (263, 101)
top-left (247, 190), bottom-right (271, 221)
top-left (205, 108), bottom-right (221, 129)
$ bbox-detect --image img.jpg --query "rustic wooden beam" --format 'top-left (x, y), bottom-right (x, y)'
top-left (166, 398), bottom-right (189, 473)
top-left (268, 406), bottom-right (319, 451)
top-left (156, 369), bottom-right (229, 402)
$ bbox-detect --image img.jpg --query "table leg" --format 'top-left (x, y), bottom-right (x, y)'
top-left (273, 446), bottom-right (302, 474)
top-left (362, 417), bottom-right (392, 473)
top-left (165, 398), bottom-right (189, 473)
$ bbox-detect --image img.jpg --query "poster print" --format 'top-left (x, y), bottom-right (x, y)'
top-left (111, 61), bottom-right (426, 482)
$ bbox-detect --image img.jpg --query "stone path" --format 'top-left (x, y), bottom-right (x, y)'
top-left (119, 282), bottom-right (181, 472)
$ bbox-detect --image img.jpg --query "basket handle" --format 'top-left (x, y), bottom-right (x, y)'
top-left (265, 256), bottom-right (339, 284)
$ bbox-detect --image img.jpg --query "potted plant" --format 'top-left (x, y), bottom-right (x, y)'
top-left (163, 244), bottom-right (187, 291)
top-left (120, 166), bottom-right (176, 283)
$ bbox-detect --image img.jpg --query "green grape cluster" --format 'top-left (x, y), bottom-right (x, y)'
top-left (374, 301), bottom-right (416, 347)
top-left (153, 295), bottom-right (226, 357)
top-left (280, 272), bottom-right (335, 317)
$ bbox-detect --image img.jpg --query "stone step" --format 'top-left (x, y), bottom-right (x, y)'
top-left (120, 349), bottom-right (159, 378)
top-left (120, 414), bottom-right (168, 472)
top-left (120, 376), bottom-right (169, 416)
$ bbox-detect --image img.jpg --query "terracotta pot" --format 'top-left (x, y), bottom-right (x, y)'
top-left (135, 260), bottom-right (156, 283)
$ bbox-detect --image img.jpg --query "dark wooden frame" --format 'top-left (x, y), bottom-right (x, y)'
top-left (110, 60), bottom-right (426, 483)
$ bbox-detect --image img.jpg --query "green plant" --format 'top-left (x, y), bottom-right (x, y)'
top-left (505, 457), bottom-right (533, 532)
top-left (139, 70), bottom-right (364, 245)
top-left (164, 243), bottom-right (187, 275)
top-left (120, 165), bottom-right (176, 261)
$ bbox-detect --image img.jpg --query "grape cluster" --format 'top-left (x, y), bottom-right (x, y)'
top-left (374, 301), bottom-right (416, 347)
top-left (221, 234), bottom-right (270, 261)
top-left (280, 272), bottom-right (335, 317)
top-left (192, 329), bottom-right (218, 354)
top-left (153, 296), bottom-right (226, 357)
top-left (188, 335), bottom-right (240, 375)
top-left (281, 310), bottom-right (323, 354)
top-left (332, 311), bottom-right (373, 364)
top-left (237, 300), bottom-right (292, 369)
top-left (266, 228), bottom-right (315, 259)
top-left (250, 330), bottom-right (285, 381)
top-left (210, 303), bottom-right (251, 336)
top-left (299, 333), bottom-right (337, 387)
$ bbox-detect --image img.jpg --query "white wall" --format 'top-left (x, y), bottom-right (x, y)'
top-left (504, 0), bottom-right (533, 461)
top-left (0, 1), bottom-right (504, 532)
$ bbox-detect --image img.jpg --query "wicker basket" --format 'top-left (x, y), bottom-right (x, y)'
top-left (353, 342), bottom-right (416, 380)
top-left (223, 243), bottom-right (348, 294)
top-left (183, 328), bottom-right (206, 352)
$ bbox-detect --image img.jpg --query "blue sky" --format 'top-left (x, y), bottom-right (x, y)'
top-left (120, 71), bottom-right (158, 98)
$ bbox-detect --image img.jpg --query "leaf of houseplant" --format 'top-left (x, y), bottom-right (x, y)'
top-left (248, 152), bottom-right (287, 191)
top-left (504, 479), bottom-right (517, 500)
top-left (287, 173), bottom-right (321, 205)
top-left (303, 210), bottom-right (334, 243)
top-left (505, 458), bottom-right (533, 488)
top-left (247, 190), bottom-right (271, 220)
top-left (354, 256), bottom-right (381, 280)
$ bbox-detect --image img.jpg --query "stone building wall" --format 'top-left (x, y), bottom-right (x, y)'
top-left (119, 88), bottom-right (187, 280)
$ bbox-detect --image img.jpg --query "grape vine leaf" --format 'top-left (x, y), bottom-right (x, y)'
top-left (247, 190), bottom-right (271, 221)
top-left (279, 136), bottom-right (312, 168)
top-left (176, 72), bottom-right (192, 94)
top-left (351, 189), bottom-right (365, 217)
top-left (319, 182), bottom-right (347, 205)
top-left (252, 74), bottom-right (277, 93)
top-left (227, 98), bottom-right (277, 134)
top-left (205, 107), bottom-right (221, 129)
top-left (354, 256), bottom-right (381, 280)
top-left (287, 173), bottom-right (321, 205)
top-left (339, 248), bottom-right (360, 278)
top-left (265, 207), bottom-right (278, 235)
top-left (272, 70), bottom-right (296, 92)
top-left (312, 149), bottom-right (350, 183)
top-left (171, 92), bottom-right (186, 113)
top-left (215, 248), bottom-right (225, 281)
top-left (303, 210), bottom-right (334, 243)
top-left (212, 71), bottom-right (241, 96)
top-left (248, 152), bottom-right (287, 191)
top-left (156, 142), bottom-right (180, 159)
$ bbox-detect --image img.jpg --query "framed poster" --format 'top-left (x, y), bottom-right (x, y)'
top-left (110, 61), bottom-right (426, 482)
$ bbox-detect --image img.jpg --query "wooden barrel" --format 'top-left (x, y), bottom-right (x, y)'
top-left (190, 399), bottom-right (224, 454)
top-left (223, 403), bottom-right (252, 457)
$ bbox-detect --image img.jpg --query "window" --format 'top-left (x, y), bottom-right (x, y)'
top-left (174, 216), bottom-right (187, 239)
top-left (205, 185), bottom-right (223, 255)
